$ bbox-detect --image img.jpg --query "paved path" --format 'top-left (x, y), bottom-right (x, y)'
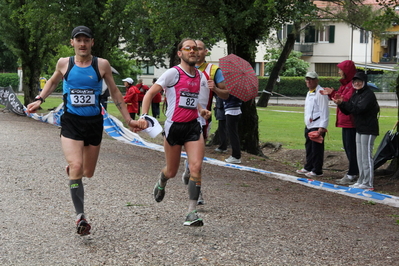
top-left (1, 111), bottom-right (399, 266)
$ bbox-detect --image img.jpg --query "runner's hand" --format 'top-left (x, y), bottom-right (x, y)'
top-left (26, 101), bottom-right (41, 114)
top-left (200, 109), bottom-right (211, 120)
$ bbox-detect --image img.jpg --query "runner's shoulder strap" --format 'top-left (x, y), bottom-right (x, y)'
top-left (64, 56), bottom-right (101, 82)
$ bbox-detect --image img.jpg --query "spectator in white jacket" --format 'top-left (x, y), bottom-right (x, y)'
top-left (296, 71), bottom-right (329, 178)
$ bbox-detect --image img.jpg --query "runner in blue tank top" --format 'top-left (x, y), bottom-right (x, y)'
top-left (27, 26), bottom-right (141, 236)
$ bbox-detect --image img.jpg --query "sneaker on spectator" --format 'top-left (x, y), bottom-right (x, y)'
top-left (349, 183), bottom-right (361, 188)
top-left (296, 168), bottom-right (309, 174)
top-left (183, 210), bottom-right (204, 226)
top-left (182, 159), bottom-right (190, 185)
top-left (214, 148), bottom-right (227, 153)
top-left (76, 213), bottom-right (91, 236)
top-left (225, 156), bottom-right (241, 164)
top-left (336, 174), bottom-right (357, 185)
top-left (305, 171), bottom-right (323, 178)
top-left (356, 184), bottom-right (374, 190)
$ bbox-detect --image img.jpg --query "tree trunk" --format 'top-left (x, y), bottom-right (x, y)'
top-left (238, 99), bottom-right (263, 156)
top-left (257, 23), bottom-right (299, 107)
top-left (22, 63), bottom-right (41, 106)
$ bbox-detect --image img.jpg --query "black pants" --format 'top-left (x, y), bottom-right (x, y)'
top-left (226, 114), bottom-right (241, 159)
top-left (217, 119), bottom-right (228, 150)
top-left (152, 102), bottom-right (160, 118)
top-left (304, 127), bottom-right (325, 175)
top-left (342, 127), bottom-right (359, 175)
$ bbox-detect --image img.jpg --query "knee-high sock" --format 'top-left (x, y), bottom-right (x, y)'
top-left (70, 179), bottom-right (84, 215)
top-left (159, 171), bottom-right (168, 187)
top-left (188, 179), bottom-right (201, 201)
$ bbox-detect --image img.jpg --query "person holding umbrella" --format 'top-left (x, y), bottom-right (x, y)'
top-left (332, 72), bottom-right (379, 190)
top-left (218, 53), bottom-right (259, 164)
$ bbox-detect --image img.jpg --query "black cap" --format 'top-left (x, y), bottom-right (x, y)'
top-left (71, 26), bottom-right (93, 39)
top-left (352, 72), bottom-right (367, 82)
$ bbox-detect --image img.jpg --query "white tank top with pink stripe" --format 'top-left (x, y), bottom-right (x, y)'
top-left (156, 65), bottom-right (208, 123)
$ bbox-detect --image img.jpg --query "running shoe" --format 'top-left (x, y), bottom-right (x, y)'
top-left (349, 183), bottom-right (361, 188)
top-left (183, 210), bottom-right (204, 226)
top-left (336, 175), bottom-right (357, 185)
top-left (214, 148), bottom-right (227, 153)
top-left (182, 159), bottom-right (190, 185)
top-left (357, 184), bottom-right (374, 190)
top-left (350, 183), bottom-right (374, 190)
top-left (197, 191), bottom-right (205, 205)
top-left (225, 156), bottom-right (241, 164)
top-left (305, 171), bottom-right (323, 178)
top-left (76, 213), bottom-right (91, 236)
top-left (296, 168), bottom-right (309, 174)
top-left (153, 181), bottom-right (165, 202)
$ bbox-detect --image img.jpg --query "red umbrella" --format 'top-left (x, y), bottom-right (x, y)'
top-left (219, 54), bottom-right (258, 102)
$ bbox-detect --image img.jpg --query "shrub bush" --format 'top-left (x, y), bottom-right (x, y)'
top-left (258, 76), bottom-right (341, 97)
top-left (0, 73), bottom-right (19, 91)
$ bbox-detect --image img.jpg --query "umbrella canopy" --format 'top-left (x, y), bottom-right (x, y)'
top-left (367, 82), bottom-right (379, 91)
top-left (374, 129), bottom-right (399, 170)
top-left (111, 66), bottom-right (120, 75)
top-left (219, 54), bottom-right (258, 102)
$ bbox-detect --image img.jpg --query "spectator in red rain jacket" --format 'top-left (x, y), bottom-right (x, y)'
top-left (122, 78), bottom-right (139, 119)
top-left (320, 60), bottom-right (359, 185)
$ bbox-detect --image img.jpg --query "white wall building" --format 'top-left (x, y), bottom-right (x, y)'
top-left (138, 20), bottom-right (397, 86)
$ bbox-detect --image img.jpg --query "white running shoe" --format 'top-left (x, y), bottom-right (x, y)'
top-left (225, 156), bottom-right (241, 164)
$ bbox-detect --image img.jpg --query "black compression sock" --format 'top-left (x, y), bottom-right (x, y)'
top-left (69, 179), bottom-right (84, 215)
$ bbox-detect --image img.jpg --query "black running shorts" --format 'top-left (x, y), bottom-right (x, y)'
top-left (164, 119), bottom-right (202, 146)
top-left (61, 112), bottom-right (103, 146)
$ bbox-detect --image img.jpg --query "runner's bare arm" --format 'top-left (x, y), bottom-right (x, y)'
top-left (26, 58), bottom-right (67, 113)
top-left (99, 58), bottom-right (132, 125)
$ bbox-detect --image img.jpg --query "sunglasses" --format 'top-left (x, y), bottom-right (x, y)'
top-left (180, 46), bottom-right (198, 52)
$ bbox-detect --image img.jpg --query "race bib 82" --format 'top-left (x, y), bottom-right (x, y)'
top-left (178, 91), bottom-right (198, 109)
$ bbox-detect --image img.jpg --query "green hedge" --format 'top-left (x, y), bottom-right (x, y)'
top-left (0, 73), bottom-right (19, 91)
top-left (258, 76), bottom-right (341, 97)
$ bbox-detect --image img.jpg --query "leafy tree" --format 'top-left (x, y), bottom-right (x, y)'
top-left (0, 41), bottom-right (18, 73)
top-left (0, 0), bottom-right (67, 105)
top-left (264, 48), bottom-right (309, 77)
top-left (128, 0), bottom-right (316, 156)
top-left (122, 0), bottom-right (224, 69)
top-left (0, 0), bottom-right (139, 105)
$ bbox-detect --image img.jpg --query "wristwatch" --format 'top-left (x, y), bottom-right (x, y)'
top-left (33, 95), bottom-right (44, 103)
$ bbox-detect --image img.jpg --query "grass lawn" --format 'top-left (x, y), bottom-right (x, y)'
top-left (15, 96), bottom-right (399, 153)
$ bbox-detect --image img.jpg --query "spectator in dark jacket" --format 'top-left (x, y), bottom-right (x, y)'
top-left (321, 60), bottom-right (359, 185)
top-left (332, 72), bottom-right (379, 190)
